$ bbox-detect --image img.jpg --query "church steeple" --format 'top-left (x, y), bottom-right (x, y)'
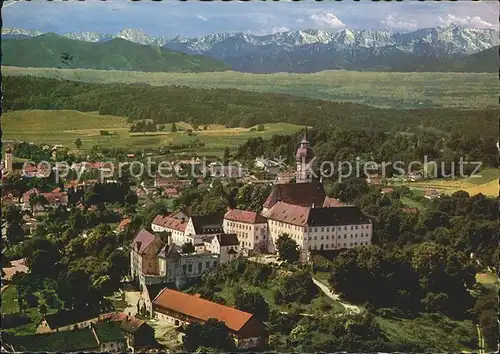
top-left (295, 125), bottom-right (314, 183)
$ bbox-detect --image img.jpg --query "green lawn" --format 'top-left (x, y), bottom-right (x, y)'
top-left (400, 196), bottom-right (427, 210)
top-left (2, 109), bottom-right (303, 155)
top-left (3, 66), bottom-right (497, 109)
top-left (214, 280), bottom-right (345, 316)
top-left (2, 285), bottom-right (20, 314)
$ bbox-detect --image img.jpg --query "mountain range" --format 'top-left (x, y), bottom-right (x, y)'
top-left (2, 25), bottom-right (499, 73)
top-left (1, 33), bottom-right (229, 72)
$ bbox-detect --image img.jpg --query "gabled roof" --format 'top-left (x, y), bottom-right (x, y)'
top-left (153, 289), bottom-right (254, 333)
top-left (215, 233), bottom-right (239, 247)
top-left (6, 328), bottom-right (99, 352)
top-left (92, 321), bottom-right (124, 343)
top-left (224, 209), bottom-right (267, 224)
top-left (120, 317), bottom-right (147, 334)
top-left (145, 284), bottom-right (168, 302)
top-left (263, 182), bottom-right (325, 209)
top-left (116, 217), bottom-right (132, 232)
top-left (264, 202), bottom-right (370, 227)
top-left (152, 215), bottom-right (187, 232)
top-left (131, 229), bottom-right (158, 254)
top-left (42, 307), bottom-right (100, 329)
top-left (190, 214), bottom-right (224, 235)
top-left (263, 202), bottom-right (310, 227)
top-left (158, 244), bottom-right (181, 258)
top-left (322, 196), bottom-right (345, 207)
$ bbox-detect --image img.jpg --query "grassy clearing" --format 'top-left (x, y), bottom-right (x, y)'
top-left (2, 285), bottom-right (20, 314)
top-left (215, 281), bottom-right (345, 315)
top-left (2, 109), bottom-right (302, 155)
top-left (3, 66), bottom-right (498, 109)
top-left (391, 168), bottom-right (498, 198)
top-left (376, 314), bottom-right (478, 352)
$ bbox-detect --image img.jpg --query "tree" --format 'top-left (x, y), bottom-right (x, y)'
top-left (276, 234), bottom-right (300, 264)
top-left (223, 147), bottom-right (230, 166)
top-left (38, 303), bottom-right (48, 317)
top-left (181, 242), bottom-right (195, 254)
top-left (234, 288), bottom-right (269, 321)
top-left (74, 138), bottom-right (82, 150)
top-left (171, 123), bottom-right (178, 133)
top-left (183, 318), bottom-right (235, 352)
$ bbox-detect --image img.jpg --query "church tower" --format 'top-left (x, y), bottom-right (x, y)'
top-left (4, 146), bottom-right (13, 172)
top-left (295, 126), bottom-right (315, 183)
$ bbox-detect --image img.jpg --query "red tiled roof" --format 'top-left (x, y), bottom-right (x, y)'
top-left (224, 209), bottom-right (267, 224)
top-left (402, 207), bottom-right (418, 214)
top-left (153, 289), bottom-right (254, 332)
top-left (152, 215), bottom-right (187, 232)
top-left (263, 202), bottom-right (310, 226)
top-left (165, 188), bottom-right (179, 195)
top-left (322, 197), bottom-right (344, 207)
top-left (263, 182), bottom-right (325, 209)
top-left (264, 202), bottom-right (370, 227)
top-left (116, 218), bottom-right (132, 232)
top-left (131, 229), bottom-right (157, 253)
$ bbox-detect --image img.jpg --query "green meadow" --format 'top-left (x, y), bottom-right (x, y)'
top-left (2, 109), bottom-right (302, 155)
top-left (3, 66), bottom-right (498, 109)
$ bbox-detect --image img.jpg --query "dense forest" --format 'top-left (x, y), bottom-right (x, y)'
top-left (236, 129), bottom-right (498, 170)
top-left (2, 34), bottom-right (229, 72)
top-left (3, 76), bottom-right (497, 138)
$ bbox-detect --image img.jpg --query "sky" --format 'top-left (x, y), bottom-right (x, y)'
top-left (2, 0), bottom-right (499, 38)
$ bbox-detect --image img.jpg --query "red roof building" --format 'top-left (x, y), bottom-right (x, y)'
top-left (152, 289), bottom-right (267, 349)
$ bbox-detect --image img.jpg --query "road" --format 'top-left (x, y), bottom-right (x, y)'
top-left (476, 324), bottom-right (485, 354)
top-left (312, 277), bottom-right (361, 314)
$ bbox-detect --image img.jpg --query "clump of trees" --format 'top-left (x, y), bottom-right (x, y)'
top-left (329, 243), bottom-right (475, 318)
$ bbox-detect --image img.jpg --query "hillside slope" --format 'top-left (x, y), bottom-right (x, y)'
top-left (1, 33), bottom-right (229, 72)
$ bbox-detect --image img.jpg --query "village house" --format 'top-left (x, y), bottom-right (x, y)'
top-left (3, 327), bottom-right (100, 353)
top-left (37, 307), bottom-right (101, 333)
top-left (130, 229), bottom-right (219, 289)
top-left (22, 188), bottom-right (68, 209)
top-left (141, 283), bottom-right (168, 317)
top-left (151, 214), bottom-right (188, 245)
top-left (380, 187), bottom-right (394, 195)
top-left (203, 233), bottom-right (240, 264)
top-left (424, 188), bottom-right (441, 200)
top-left (264, 202), bottom-right (372, 261)
top-left (152, 289), bottom-right (268, 349)
top-left (223, 209), bottom-right (268, 253)
top-left (115, 217), bottom-right (132, 233)
top-left (91, 321), bottom-right (127, 353)
top-left (120, 315), bottom-right (157, 352)
top-left (254, 157), bottom-right (281, 175)
top-left (156, 243), bottom-right (219, 289)
top-left (129, 229), bottom-right (165, 289)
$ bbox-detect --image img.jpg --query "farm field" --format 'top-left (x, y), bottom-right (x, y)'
top-left (391, 168), bottom-right (498, 198)
top-left (2, 109), bottom-right (303, 155)
top-left (3, 66), bottom-right (498, 109)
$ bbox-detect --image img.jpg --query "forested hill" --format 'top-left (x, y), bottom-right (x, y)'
top-left (1, 33), bottom-right (229, 72)
top-left (3, 75), bottom-right (497, 138)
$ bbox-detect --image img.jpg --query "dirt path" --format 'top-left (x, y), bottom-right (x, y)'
top-left (312, 277), bottom-right (361, 314)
